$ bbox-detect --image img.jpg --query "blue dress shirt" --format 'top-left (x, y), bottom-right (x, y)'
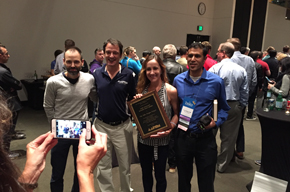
top-left (209, 58), bottom-right (249, 107)
top-left (231, 51), bottom-right (257, 95)
top-left (173, 69), bottom-right (230, 133)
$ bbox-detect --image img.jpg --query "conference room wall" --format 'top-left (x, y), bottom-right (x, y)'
top-left (211, 0), bottom-right (236, 58)
top-left (0, 0), bottom-right (217, 101)
top-left (263, 3), bottom-right (290, 52)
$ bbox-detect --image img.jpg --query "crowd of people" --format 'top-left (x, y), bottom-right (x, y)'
top-left (1, 38), bottom-right (290, 192)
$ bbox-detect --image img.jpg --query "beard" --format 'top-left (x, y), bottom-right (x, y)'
top-left (67, 66), bottom-right (81, 75)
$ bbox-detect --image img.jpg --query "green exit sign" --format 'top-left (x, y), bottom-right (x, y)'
top-left (197, 25), bottom-right (203, 31)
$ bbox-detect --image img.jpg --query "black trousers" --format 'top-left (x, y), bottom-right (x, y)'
top-left (168, 127), bottom-right (177, 168)
top-left (236, 107), bottom-right (246, 153)
top-left (50, 139), bottom-right (79, 192)
top-left (138, 142), bottom-right (169, 192)
top-left (3, 111), bottom-right (19, 152)
top-left (176, 129), bottom-right (217, 192)
top-left (247, 87), bottom-right (258, 118)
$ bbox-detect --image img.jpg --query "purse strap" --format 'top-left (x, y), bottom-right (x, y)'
top-left (126, 58), bottom-right (131, 68)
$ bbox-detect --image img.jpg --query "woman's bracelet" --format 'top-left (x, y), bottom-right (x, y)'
top-left (170, 122), bottom-right (176, 127)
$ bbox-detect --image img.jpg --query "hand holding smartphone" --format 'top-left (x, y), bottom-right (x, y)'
top-left (265, 76), bottom-right (275, 84)
top-left (51, 119), bottom-right (91, 140)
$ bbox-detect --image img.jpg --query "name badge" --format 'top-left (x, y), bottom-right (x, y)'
top-left (178, 97), bottom-right (196, 131)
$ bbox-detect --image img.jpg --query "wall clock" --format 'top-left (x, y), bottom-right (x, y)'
top-left (198, 2), bottom-right (206, 15)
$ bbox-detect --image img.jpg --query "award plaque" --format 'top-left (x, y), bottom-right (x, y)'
top-left (128, 91), bottom-right (171, 139)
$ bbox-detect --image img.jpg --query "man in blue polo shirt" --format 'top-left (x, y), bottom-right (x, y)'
top-left (173, 42), bottom-right (230, 192)
top-left (92, 38), bottom-right (135, 192)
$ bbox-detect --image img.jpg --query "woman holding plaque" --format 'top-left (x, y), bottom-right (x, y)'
top-left (135, 54), bottom-right (179, 192)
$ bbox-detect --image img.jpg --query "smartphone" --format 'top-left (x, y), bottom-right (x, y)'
top-left (265, 76), bottom-right (274, 84)
top-left (51, 119), bottom-right (91, 140)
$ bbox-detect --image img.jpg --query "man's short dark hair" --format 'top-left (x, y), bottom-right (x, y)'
top-left (142, 50), bottom-right (151, 57)
top-left (227, 38), bottom-right (241, 51)
top-left (64, 39), bottom-right (75, 49)
top-left (188, 43), bottom-right (207, 58)
top-left (249, 51), bottom-right (259, 61)
top-left (220, 43), bottom-right (235, 58)
top-left (64, 46), bottom-right (82, 60)
top-left (240, 47), bottom-right (250, 54)
top-left (257, 51), bottom-right (263, 59)
top-left (94, 48), bottom-right (103, 55)
top-left (269, 50), bottom-right (277, 57)
top-left (179, 46), bottom-right (188, 56)
top-left (283, 45), bottom-right (289, 53)
top-left (103, 38), bottom-right (123, 56)
top-left (54, 49), bottom-right (63, 58)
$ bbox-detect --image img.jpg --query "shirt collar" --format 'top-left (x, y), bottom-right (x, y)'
top-left (233, 51), bottom-right (242, 56)
top-left (102, 63), bottom-right (122, 73)
top-left (184, 68), bottom-right (208, 83)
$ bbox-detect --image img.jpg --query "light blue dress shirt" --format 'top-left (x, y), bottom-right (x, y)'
top-left (231, 51), bottom-right (257, 95)
top-left (209, 58), bottom-right (249, 107)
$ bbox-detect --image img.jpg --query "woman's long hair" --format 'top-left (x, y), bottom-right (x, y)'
top-left (136, 55), bottom-right (168, 93)
top-left (0, 96), bottom-right (24, 192)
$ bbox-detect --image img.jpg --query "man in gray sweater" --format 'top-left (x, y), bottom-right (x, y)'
top-left (43, 46), bottom-right (97, 192)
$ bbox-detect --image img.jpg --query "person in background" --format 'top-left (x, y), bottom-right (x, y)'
top-left (268, 57), bottom-right (290, 98)
top-left (153, 46), bottom-right (161, 56)
top-left (0, 95), bottom-right (107, 192)
top-left (227, 38), bottom-right (257, 160)
top-left (80, 60), bottom-right (89, 73)
top-left (162, 44), bottom-right (187, 85)
top-left (201, 41), bottom-right (217, 70)
top-left (264, 50), bottom-right (279, 81)
top-left (246, 51), bottom-right (263, 120)
top-left (262, 46), bottom-right (275, 61)
top-left (89, 48), bottom-right (104, 74)
top-left (135, 54), bottom-right (179, 192)
top-left (120, 46), bottom-right (142, 77)
top-left (54, 39), bottom-right (75, 75)
top-left (176, 45), bottom-right (188, 68)
top-left (209, 42), bottom-right (248, 173)
top-left (240, 47), bottom-right (250, 56)
top-left (50, 49), bottom-right (63, 76)
top-left (282, 45), bottom-right (290, 56)
top-left (0, 44), bottom-right (25, 159)
top-left (140, 50), bottom-right (151, 65)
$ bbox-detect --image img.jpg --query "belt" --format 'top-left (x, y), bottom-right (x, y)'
top-left (97, 117), bottom-right (128, 126)
top-left (227, 100), bottom-right (239, 102)
top-left (187, 130), bottom-right (213, 139)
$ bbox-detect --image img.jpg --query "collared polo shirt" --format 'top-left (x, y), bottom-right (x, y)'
top-left (92, 64), bottom-right (136, 122)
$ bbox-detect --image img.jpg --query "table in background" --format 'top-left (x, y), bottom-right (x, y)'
top-left (256, 108), bottom-right (290, 191)
top-left (21, 79), bottom-right (45, 110)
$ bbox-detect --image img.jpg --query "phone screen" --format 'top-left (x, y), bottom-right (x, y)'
top-left (56, 120), bottom-right (87, 139)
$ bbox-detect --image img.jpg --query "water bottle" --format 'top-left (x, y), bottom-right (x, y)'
top-left (263, 90), bottom-right (272, 112)
top-left (275, 90), bottom-right (283, 110)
